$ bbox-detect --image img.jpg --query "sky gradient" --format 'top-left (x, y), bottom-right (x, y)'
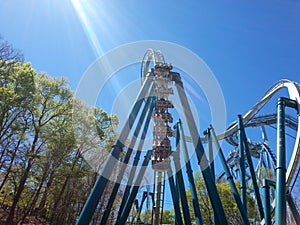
top-left (1, 0), bottom-right (300, 212)
top-left (1, 0), bottom-right (300, 124)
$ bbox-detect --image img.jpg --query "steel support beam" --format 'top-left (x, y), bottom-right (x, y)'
top-left (167, 168), bottom-right (184, 225)
top-left (174, 126), bottom-right (192, 225)
top-left (76, 76), bottom-right (153, 225)
top-left (172, 73), bottom-right (228, 225)
top-left (177, 120), bottom-right (203, 225)
top-left (274, 97), bottom-right (299, 225)
top-left (238, 114), bottom-right (265, 220)
top-left (274, 97), bottom-right (298, 225)
top-left (238, 115), bottom-right (247, 215)
top-left (287, 194), bottom-right (300, 225)
top-left (210, 126), bottom-right (250, 225)
top-left (117, 100), bottom-right (155, 221)
top-left (262, 179), bottom-right (272, 225)
top-left (275, 98), bottom-right (287, 225)
top-left (117, 150), bottom-right (152, 225)
top-left (204, 128), bottom-right (218, 225)
top-left (100, 96), bottom-right (154, 224)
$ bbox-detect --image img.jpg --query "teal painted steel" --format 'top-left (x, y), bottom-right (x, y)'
top-left (204, 128), bottom-right (218, 225)
top-left (76, 76), bottom-right (153, 225)
top-left (76, 146), bottom-right (120, 225)
top-left (210, 126), bottom-right (250, 225)
top-left (167, 168), bottom-right (184, 225)
top-left (275, 98), bottom-right (287, 225)
top-left (238, 115), bottom-right (247, 215)
top-left (117, 99), bottom-right (155, 221)
top-left (172, 72), bottom-right (228, 225)
top-left (117, 150), bottom-right (152, 225)
top-left (287, 194), bottom-right (300, 224)
top-left (204, 128), bottom-right (215, 180)
top-left (174, 127), bottom-right (192, 225)
top-left (274, 97), bottom-right (298, 225)
top-left (238, 114), bottom-right (264, 220)
top-left (177, 121), bottom-right (203, 225)
top-left (263, 179), bottom-right (271, 225)
top-left (100, 97), bottom-right (154, 224)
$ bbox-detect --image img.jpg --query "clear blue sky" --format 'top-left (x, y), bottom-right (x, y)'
top-left (1, 0), bottom-right (300, 124)
top-left (1, 0), bottom-right (300, 211)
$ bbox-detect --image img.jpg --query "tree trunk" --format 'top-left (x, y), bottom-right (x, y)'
top-left (6, 128), bottom-right (39, 224)
top-left (0, 136), bottom-right (23, 191)
top-left (6, 158), bottom-right (33, 224)
top-left (38, 169), bottom-right (55, 214)
top-left (50, 150), bottom-right (80, 223)
top-left (20, 161), bottom-right (50, 223)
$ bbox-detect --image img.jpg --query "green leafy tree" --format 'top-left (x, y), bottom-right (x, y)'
top-left (139, 209), bottom-right (175, 224)
top-left (186, 174), bottom-right (259, 225)
top-left (0, 38), bottom-right (119, 224)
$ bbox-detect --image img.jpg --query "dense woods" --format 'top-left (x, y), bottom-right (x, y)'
top-left (0, 37), bottom-right (118, 224)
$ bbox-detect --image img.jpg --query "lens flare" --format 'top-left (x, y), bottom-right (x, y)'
top-left (71, 0), bottom-right (105, 56)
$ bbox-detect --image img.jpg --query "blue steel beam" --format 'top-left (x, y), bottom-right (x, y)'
top-left (174, 126), bottom-right (192, 225)
top-left (286, 194), bottom-right (300, 224)
top-left (238, 114), bottom-right (264, 220)
top-left (262, 179), bottom-right (271, 225)
top-left (275, 98), bottom-right (286, 225)
top-left (100, 96), bottom-right (154, 224)
top-left (117, 99), bottom-right (155, 221)
top-left (117, 150), bottom-right (152, 225)
top-left (275, 97), bottom-right (298, 225)
top-left (238, 116), bottom-right (247, 215)
top-left (76, 76), bottom-right (153, 225)
top-left (177, 120), bottom-right (203, 225)
top-left (172, 73), bottom-right (228, 225)
top-left (210, 126), bottom-right (250, 225)
top-left (167, 168), bottom-right (184, 225)
top-left (203, 128), bottom-right (218, 225)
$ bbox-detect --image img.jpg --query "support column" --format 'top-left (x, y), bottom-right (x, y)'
top-left (237, 115), bottom-right (247, 215)
top-left (117, 150), bottom-right (152, 225)
top-left (210, 126), bottom-right (250, 225)
top-left (76, 76), bottom-right (153, 225)
top-left (117, 99), bottom-right (154, 220)
top-left (262, 179), bottom-right (271, 225)
top-left (275, 98), bottom-right (286, 225)
top-left (174, 126), bottom-right (192, 225)
top-left (167, 168), bottom-right (184, 225)
top-left (204, 128), bottom-right (218, 225)
top-left (154, 171), bottom-right (162, 225)
top-left (177, 121), bottom-right (203, 225)
top-left (172, 73), bottom-right (228, 225)
top-left (274, 97), bottom-right (298, 225)
top-left (101, 97), bottom-right (154, 224)
top-left (238, 114), bottom-right (264, 220)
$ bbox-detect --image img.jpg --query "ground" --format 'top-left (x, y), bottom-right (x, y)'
top-left (0, 207), bottom-right (49, 225)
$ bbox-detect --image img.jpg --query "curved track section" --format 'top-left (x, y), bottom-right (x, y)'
top-left (220, 79), bottom-right (300, 189)
top-left (141, 49), bottom-right (165, 81)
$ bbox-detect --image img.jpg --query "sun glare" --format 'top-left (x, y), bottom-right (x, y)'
top-left (71, 0), bottom-right (106, 56)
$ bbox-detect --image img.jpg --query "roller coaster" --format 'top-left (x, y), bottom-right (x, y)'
top-left (76, 49), bottom-right (300, 225)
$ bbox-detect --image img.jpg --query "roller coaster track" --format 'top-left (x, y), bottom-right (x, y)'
top-left (141, 50), bottom-right (300, 192)
top-left (77, 49), bottom-right (300, 224)
top-left (141, 50), bottom-right (300, 218)
top-left (220, 79), bottom-right (300, 191)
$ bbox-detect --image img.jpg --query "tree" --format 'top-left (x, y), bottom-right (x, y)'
top-left (186, 174), bottom-right (259, 225)
top-left (139, 209), bottom-right (175, 224)
top-left (0, 38), bottom-right (118, 224)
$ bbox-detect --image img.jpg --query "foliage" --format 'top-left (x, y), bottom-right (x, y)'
top-left (139, 209), bottom-right (175, 224)
top-left (0, 37), bottom-right (118, 224)
top-left (186, 173), bottom-right (259, 224)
